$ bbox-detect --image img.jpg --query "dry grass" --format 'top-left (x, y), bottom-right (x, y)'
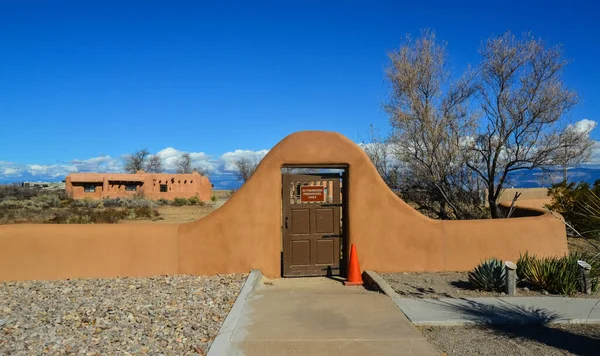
top-left (122, 205), bottom-right (217, 224)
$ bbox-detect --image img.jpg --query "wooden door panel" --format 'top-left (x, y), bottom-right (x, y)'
top-left (291, 209), bottom-right (310, 235)
top-left (283, 173), bottom-right (342, 277)
top-left (315, 239), bottom-right (335, 265)
top-left (291, 240), bottom-right (311, 266)
top-left (315, 208), bottom-right (334, 233)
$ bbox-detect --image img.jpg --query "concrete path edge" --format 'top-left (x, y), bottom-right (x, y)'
top-left (363, 270), bottom-right (401, 299)
top-left (207, 269), bottom-right (263, 356)
top-left (363, 270), bottom-right (600, 326)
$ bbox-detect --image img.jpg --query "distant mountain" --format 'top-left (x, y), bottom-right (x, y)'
top-left (3, 166), bottom-right (600, 191)
top-left (507, 167), bottom-right (600, 189)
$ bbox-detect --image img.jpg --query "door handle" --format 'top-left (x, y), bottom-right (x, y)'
top-left (285, 216), bottom-right (288, 229)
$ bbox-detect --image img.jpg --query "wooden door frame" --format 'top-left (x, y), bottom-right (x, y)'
top-left (280, 165), bottom-right (349, 278)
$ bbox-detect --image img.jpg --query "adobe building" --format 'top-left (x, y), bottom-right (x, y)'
top-left (65, 169), bottom-right (212, 201)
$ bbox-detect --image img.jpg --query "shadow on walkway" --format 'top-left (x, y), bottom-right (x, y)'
top-left (432, 298), bottom-right (600, 355)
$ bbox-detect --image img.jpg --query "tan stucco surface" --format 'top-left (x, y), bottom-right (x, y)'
top-left (0, 131), bottom-right (567, 281)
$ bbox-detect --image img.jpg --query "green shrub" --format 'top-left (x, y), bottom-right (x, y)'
top-left (156, 198), bottom-right (170, 206)
top-left (122, 198), bottom-right (156, 209)
top-left (0, 184), bottom-right (38, 201)
top-left (468, 258), bottom-right (506, 291)
top-left (49, 208), bottom-right (129, 224)
top-left (71, 198), bottom-right (102, 209)
top-left (211, 195), bottom-right (217, 202)
top-left (133, 206), bottom-right (156, 219)
top-left (33, 194), bottom-right (62, 208)
top-left (517, 251), bottom-right (600, 295)
top-left (546, 181), bottom-right (600, 238)
top-left (172, 197), bottom-right (189, 206)
top-left (102, 197), bottom-right (122, 207)
top-left (187, 196), bottom-right (204, 206)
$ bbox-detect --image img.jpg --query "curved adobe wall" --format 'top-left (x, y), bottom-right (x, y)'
top-left (0, 131), bottom-right (567, 281)
top-left (177, 131), bottom-right (567, 278)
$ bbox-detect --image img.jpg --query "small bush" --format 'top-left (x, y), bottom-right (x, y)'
top-left (102, 197), bottom-right (122, 207)
top-left (122, 198), bottom-right (156, 209)
top-left (172, 197), bottom-right (189, 206)
top-left (101, 197), bottom-right (156, 209)
top-left (71, 198), bottom-right (102, 209)
top-left (188, 196), bottom-right (204, 206)
top-left (0, 199), bottom-right (27, 210)
top-left (211, 195), bottom-right (217, 202)
top-left (33, 194), bottom-right (62, 208)
top-left (134, 206), bottom-right (155, 219)
top-left (468, 258), bottom-right (506, 291)
top-left (156, 198), bottom-right (170, 206)
top-left (0, 185), bottom-right (38, 201)
top-left (49, 208), bottom-right (129, 224)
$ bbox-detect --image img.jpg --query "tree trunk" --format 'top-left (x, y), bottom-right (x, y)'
top-left (489, 199), bottom-right (499, 218)
top-left (488, 187), bottom-right (500, 219)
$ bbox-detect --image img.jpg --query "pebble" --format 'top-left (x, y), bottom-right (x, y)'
top-left (523, 287), bottom-right (530, 292)
top-left (542, 290), bottom-right (549, 295)
top-left (0, 274), bottom-right (246, 355)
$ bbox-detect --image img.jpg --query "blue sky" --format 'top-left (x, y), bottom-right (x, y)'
top-left (1, 1), bottom-right (599, 188)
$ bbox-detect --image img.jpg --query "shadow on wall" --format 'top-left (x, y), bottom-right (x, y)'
top-left (0, 131), bottom-right (568, 281)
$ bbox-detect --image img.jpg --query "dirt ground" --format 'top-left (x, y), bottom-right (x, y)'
top-left (568, 237), bottom-right (599, 254)
top-left (419, 324), bottom-right (600, 356)
top-left (381, 271), bottom-right (599, 299)
top-left (122, 204), bottom-right (220, 224)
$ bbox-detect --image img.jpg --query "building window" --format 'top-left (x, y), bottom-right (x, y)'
top-left (160, 184), bottom-right (168, 192)
top-left (84, 183), bottom-right (96, 193)
top-left (125, 183), bottom-right (137, 191)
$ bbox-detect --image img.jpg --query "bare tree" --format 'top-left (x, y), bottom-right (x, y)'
top-left (175, 152), bottom-right (207, 175)
top-left (146, 154), bottom-right (163, 173)
top-left (467, 32), bottom-right (580, 218)
top-left (124, 149), bottom-right (150, 173)
top-left (385, 30), bottom-right (484, 219)
top-left (362, 125), bottom-right (401, 190)
top-left (234, 157), bottom-right (258, 182)
top-left (176, 153), bottom-right (192, 174)
top-left (123, 149), bottom-right (164, 173)
top-left (551, 121), bottom-right (595, 182)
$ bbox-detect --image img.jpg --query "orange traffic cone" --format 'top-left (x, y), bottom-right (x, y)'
top-left (344, 244), bottom-right (363, 286)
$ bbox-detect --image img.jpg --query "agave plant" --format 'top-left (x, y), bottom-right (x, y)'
top-left (468, 258), bottom-right (506, 291)
top-left (518, 251), bottom-right (600, 295)
top-left (517, 252), bottom-right (535, 281)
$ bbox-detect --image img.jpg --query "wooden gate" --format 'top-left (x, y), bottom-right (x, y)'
top-left (282, 173), bottom-right (343, 277)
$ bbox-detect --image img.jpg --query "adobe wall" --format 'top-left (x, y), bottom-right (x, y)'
top-left (0, 131), bottom-right (567, 281)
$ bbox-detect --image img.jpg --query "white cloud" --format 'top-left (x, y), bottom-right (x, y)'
top-left (26, 164), bottom-right (78, 177)
top-left (569, 119), bottom-right (597, 134)
top-left (219, 149), bottom-right (269, 171)
top-left (0, 147), bottom-right (271, 188)
top-left (71, 156), bottom-right (121, 173)
top-left (156, 147), bottom-right (217, 172)
top-left (2, 167), bottom-right (21, 176)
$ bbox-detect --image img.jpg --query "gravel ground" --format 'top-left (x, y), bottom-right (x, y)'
top-left (382, 272), bottom-right (599, 299)
top-left (419, 324), bottom-right (600, 355)
top-left (0, 274), bottom-right (246, 355)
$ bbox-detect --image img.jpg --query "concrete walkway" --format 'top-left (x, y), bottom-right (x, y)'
top-left (394, 297), bottom-right (600, 325)
top-left (221, 277), bottom-right (438, 356)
